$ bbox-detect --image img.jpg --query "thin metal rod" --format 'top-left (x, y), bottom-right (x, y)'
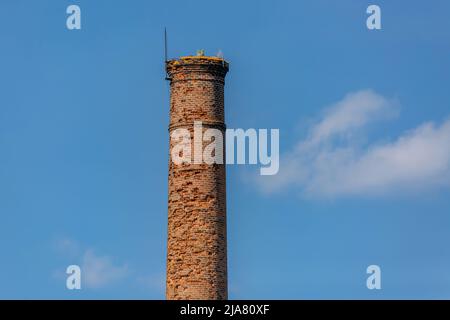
top-left (164, 27), bottom-right (168, 62)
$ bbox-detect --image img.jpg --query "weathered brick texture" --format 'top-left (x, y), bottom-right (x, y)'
top-left (166, 56), bottom-right (229, 300)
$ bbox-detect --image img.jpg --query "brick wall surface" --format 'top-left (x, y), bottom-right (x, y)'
top-left (165, 56), bottom-right (229, 300)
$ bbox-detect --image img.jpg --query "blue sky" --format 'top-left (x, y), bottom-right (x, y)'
top-left (1, 0), bottom-right (450, 299)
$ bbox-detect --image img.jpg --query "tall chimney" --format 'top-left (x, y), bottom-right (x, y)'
top-left (165, 54), bottom-right (229, 300)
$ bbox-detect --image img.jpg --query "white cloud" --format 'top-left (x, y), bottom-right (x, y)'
top-left (54, 238), bottom-right (129, 289)
top-left (308, 89), bottom-right (398, 145)
top-left (55, 237), bottom-right (80, 258)
top-left (81, 249), bottom-right (129, 289)
top-left (260, 89), bottom-right (450, 197)
top-left (136, 273), bottom-right (165, 292)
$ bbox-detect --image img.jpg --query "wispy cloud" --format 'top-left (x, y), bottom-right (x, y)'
top-left (136, 273), bottom-right (165, 293)
top-left (258, 89), bottom-right (450, 197)
top-left (307, 89), bottom-right (398, 145)
top-left (54, 238), bottom-right (129, 289)
top-left (55, 237), bottom-right (81, 258)
top-left (81, 249), bottom-right (129, 289)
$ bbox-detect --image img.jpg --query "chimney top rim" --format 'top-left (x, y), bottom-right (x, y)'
top-left (166, 56), bottom-right (229, 73)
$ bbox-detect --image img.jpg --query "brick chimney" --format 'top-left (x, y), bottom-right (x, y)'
top-left (165, 54), bottom-right (229, 300)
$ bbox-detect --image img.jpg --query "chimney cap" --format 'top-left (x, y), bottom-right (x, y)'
top-left (179, 55), bottom-right (226, 62)
top-left (165, 55), bottom-right (229, 76)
